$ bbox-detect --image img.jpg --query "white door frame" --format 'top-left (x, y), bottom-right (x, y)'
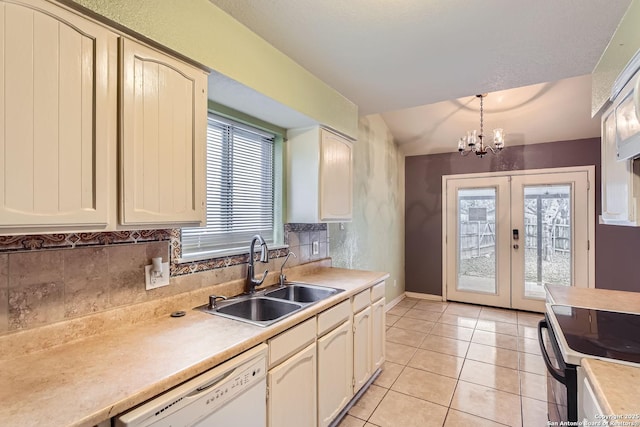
top-left (441, 165), bottom-right (596, 305)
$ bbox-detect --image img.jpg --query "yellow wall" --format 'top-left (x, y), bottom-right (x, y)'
top-left (329, 115), bottom-right (405, 303)
top-left (592, 0), bottom-right (640, 116)
top-left (68, 0), bottom-right (358, 138)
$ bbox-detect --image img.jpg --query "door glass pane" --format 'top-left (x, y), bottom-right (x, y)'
top-left (458, 188), bottom-right (497, 294)
top-left (523, 185), bottom-right (572, 299)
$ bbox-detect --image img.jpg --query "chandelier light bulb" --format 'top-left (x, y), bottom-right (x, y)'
top-left (493, 128), bottom-right (505, 149)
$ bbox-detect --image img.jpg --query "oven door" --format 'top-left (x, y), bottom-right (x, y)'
top-left (538, 317), bottom-right (578, 422)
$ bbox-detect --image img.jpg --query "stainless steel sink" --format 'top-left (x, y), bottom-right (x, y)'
top-left (198, 283), bottom-right (343, 327)
top-left (264, 282), bottom-right (342, 303)
top-left (216, 297), bottom-right (302, 326)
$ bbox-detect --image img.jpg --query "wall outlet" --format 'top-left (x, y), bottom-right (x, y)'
top-left (145, 262), bottom-right (170, 290)
top-left (312, 240), bottom-right (319, 255)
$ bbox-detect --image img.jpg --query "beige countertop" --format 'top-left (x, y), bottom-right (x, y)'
top-left (546, 285), bottom-right (640, 417)
top-left (582, 359), bottom-right (640, 416)
top-left (0, 266), bottom-right (388, 427)
top-left (546, 285), bottom-right (640, 313)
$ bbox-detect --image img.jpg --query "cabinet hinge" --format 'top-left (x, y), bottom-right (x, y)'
top-left (587, 180), bottom-right (591, 190)
top-left (587, 240), bottom-right (590, 250)
top-left (352, 378), bottom-right (356, 387)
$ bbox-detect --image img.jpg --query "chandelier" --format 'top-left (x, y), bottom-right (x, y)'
top-left (457, 94), bottom-right (505, 157)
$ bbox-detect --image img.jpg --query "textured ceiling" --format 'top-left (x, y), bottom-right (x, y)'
top-left (208, 0), bottom-right (630, 115)
top-left (382, 74), bottom-right (600, 155)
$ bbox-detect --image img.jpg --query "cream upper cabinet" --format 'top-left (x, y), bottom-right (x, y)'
top-left (120, 38), bottom-right (207, 226)
top-left (600, 105), bottom-right (640, 226)
top-left (0, 0), bottom-right (116, 232)
top-left (287, 126), bottom-right (353, 223)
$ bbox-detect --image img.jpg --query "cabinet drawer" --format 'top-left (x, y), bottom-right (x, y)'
top-left (317, 300), bottom-right (351, 336)
top-left (352, 289), bottom-right (370, 313)
top-left (371, 282), bottom-right (385, 302)
top-left (269, 317), bottom-right (316, 368)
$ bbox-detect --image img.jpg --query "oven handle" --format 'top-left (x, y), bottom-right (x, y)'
top-left (538, 319), bottom-right (566, 385)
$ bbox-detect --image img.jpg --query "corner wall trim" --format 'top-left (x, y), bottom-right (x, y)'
top-left (405, 291), bottom-right (444, 301)
top-left (385, 293), bottom-right (405, 312)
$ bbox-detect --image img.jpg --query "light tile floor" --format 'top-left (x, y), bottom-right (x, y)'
top-left (339, 298), bottom-right (548, 427)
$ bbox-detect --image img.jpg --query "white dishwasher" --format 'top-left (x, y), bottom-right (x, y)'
top-left (116, 343), bottom-right (268, 427)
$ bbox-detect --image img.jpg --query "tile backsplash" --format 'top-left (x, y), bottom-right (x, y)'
top-left (0, 224), bottom-right (328, 335)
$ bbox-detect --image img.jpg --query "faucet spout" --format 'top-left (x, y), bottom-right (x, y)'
top-left (279, 251), bottom-right (297, 286)
top-left (247, 234), bottom-right (269, 293)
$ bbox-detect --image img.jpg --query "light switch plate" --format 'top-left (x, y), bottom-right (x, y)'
top-left (312, 240), bottom-right (319, 255)
top-left (145, 262), bottom-right (170, 290)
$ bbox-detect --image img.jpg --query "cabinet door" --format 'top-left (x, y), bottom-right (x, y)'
top-left (371, 298), bottom-right (386, 371)
top-left (601, 108), bottom-right (640, 225)
top-left (318, 320), bottom-right (353, 427)
top-left (268, 342), bottom-right (317, 427)
top-left (319, 129), bottom-right (352, 221)
top-left (353, 306), bottom-right (372, 392)
top-left (0, 0), bottom-right (116, 231)
top-left (120, 38), bottom-right (206, 226)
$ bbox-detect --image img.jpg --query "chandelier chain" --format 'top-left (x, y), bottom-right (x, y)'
top-left (479, 94), bottom-right (484, 139)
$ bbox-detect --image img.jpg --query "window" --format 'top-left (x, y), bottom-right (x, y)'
top-left (181, 113), bottom-right (279, 259)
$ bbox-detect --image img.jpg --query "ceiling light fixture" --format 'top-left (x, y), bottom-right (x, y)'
top-left (457, 94), bottom-right (505, 157)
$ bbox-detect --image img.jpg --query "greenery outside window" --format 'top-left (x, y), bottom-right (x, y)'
top-left (181, 112), bottom-right (283, 260)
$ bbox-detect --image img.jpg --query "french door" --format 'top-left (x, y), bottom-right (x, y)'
top-left (443, 167), bottom-right (594, 312)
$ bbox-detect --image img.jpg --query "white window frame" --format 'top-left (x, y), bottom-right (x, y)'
top-left (179, 113), bottom-right (284, 262)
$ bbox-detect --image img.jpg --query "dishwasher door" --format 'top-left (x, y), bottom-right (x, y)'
top-left (116, 344), bottom-right (268, 427)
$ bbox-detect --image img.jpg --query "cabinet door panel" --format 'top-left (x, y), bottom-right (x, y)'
top-left (318, 320), bottom-right (353, 427)
top-left (0, 0), bottom-right (115, 229)
top-left (268, 342), bottom-right (317, 427)
top-left (371, 298), bottom-right (386, 371)
top-left (319, 130), bottom-right (352, 221)
top-left (353, 306), bottom-right (372, 392)
top-left (121, 38), bottom-right (206, 226)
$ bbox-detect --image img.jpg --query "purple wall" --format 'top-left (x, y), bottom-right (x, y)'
top-left (405, 137), bottom-right (640, 295)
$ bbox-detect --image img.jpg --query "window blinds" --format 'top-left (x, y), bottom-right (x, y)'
top-left (181, 114), bottom-right (275, 257)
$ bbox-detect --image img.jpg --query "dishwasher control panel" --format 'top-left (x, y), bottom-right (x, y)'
top-left (200, 357), bottom-right (265, 411)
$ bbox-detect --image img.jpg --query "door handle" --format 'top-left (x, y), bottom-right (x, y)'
top-left (513, 244), bottom-right (519, 249)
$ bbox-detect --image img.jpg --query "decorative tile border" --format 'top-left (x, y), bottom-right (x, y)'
top-left (169, 229), bottom-right (289, 277)
top-left (0, 229), bottom-right (171, 253)
top-left (284, 223), bottom-right (327, 232)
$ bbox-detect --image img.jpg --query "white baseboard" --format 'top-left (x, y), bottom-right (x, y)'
top-left (385, 293), bottom-right (405, 312)
top-left (405, 291), bottom-right (444, 301)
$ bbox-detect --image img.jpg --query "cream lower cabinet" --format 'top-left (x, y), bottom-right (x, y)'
top-left (317, 300), bottom-right (353, 427)
top-left (268, 282), bottom-right (385, 427)
top-left (120, 38), bottom-right (207, 227)
top-left (352, 306), bottom-right (372, 393)
top-left (0, 0), bottom-right (116, 232)
top-left (268, 343), bottom-right (317, 427)
top-left (268, 318), bottom-right (317, 427)
top-left (371, 296), bottom-right (386, 371)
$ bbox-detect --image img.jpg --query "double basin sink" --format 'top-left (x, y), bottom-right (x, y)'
top-left (200, 282), bottom-right (344, 327)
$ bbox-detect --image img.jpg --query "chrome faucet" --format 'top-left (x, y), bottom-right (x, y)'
top-left (246, 234), bottom-right (269, 293)
top-left (279, 251), bottom-right (297, 286)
